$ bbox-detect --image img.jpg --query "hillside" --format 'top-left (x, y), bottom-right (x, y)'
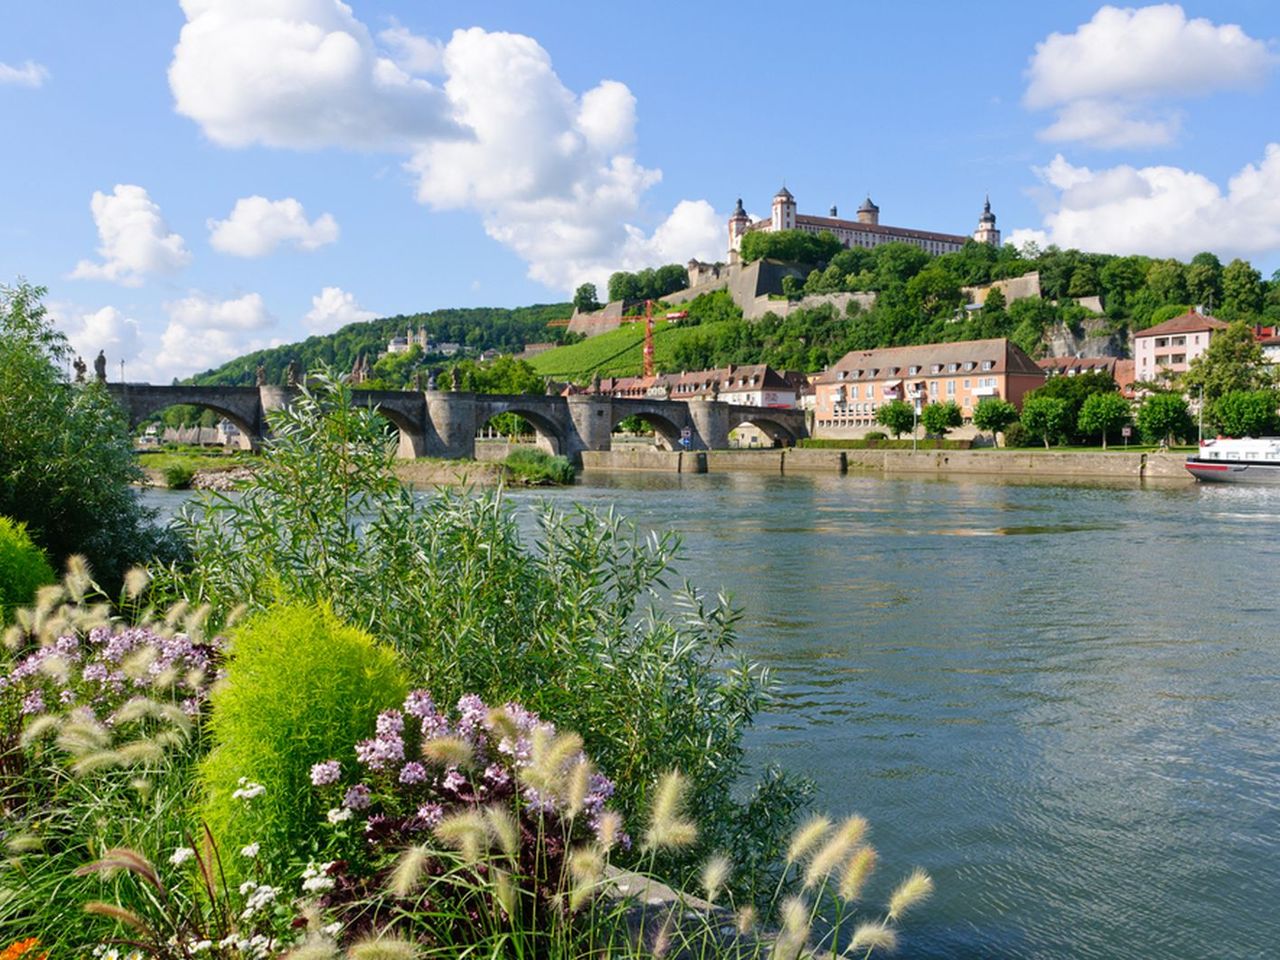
top-left (189, 303), bottom-right (570, 386)
top-left (527, 319), bottom-right (737, 379)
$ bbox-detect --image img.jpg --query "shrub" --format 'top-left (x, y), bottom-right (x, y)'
top-left (162, 463), bottom-right (196, 490)
top-left (1137, 392), bottom-right (1194, 445)
top-left (1001, 421), bottom-right (1035, 448)
top-left (198, 602), bottom-right (409, 881)
top-left (1211, 389), bottom-right (1279, 437)
top-left (500, 447), bottom-right (575, 485)
top-left (0, 516), bottom-right (55, 623)
top-left (798, 438), bottom-right (972, 450)
top-left (864, 431), bottom-right (888, 441)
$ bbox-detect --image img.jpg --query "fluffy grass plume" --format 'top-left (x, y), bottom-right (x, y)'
top-left (434, 810), bottom-right (489, 864)
top-left (198, 603), bottom-right (408, 882)
top-left (849, 921), bottom-right (898, 954)
top-left (389, 844), bottom-right (431, 898)
top-left (700, 852), bottom-right (732, 903)
top-left (786, 814), bottom-right (832, 865)
top-left (643, 770), bottom-right (698, 851)
top-left (839, 846), bottom-right (878, 902)
top-left (804, 814), bottom-right (868, 888)
top-left (886, 867), bottom-right (934, 920)
top-left (347, 938), bottom-right (418, 960)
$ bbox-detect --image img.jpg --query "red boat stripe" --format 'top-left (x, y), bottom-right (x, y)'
top-left (1186, 463), bottom-right (1230, 471)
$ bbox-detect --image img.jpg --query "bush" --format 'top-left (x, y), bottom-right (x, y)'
top-left (1137, 392), bottom-right (1194, 445)
top-left (500, 447), bottom-right (576, 485)
top-left (798, 437), bottom-right (972, 450)
top-left (198, 602), bottom-right (409, 881)
top-left (0, 516), bottom-right (55, 622)
top-left (162, 463), bottom-right (196, 490)
top-left (1000, 422), bottom-right (1035, 448)
top-left (864, 431), bottom-right (888, 441)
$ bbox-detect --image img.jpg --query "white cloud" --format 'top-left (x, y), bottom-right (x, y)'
top-left (169, 0), bottom-right (459, 149)
top-left (152, 292), bottom-right (277, 381)
top-left (208, 196), bottom-right (339, 257)
top-left (1025, 4), bottom-right (1275, 148)
top-left (303, 286), bottom-right (376, 334)
top-left (0, 60), bottom-right (48, 88)
top-left (71, 185), bottom-right (191, 286)
top-left (49, 303), bottom-right (143, 372)
top-left (168, 4), bottom-right (721, 292)
top-left (1014, 145), bottom-right (1280, 260)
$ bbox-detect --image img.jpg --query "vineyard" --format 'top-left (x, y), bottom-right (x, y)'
top-left (528, 319), bottom-right (735, 381)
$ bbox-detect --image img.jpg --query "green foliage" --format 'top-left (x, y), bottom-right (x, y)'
top-left (739, 229), bottom-right (843, 266)
top-left (1076, 392), bottom-right (1132, 448)
top-left (500, 447), bottom-right (576, 485)
top-left (1001, 421), bottom-right (1035, 448)
top-left (151, 374), bottom-right (807, 880)
top-left (1182, 320), bottom-right (1274, 401)
top-left (864, 430), bottom-right (888, 441)
top-left (0, 280), bottom-right (182, 593)
top-left (1137, 392), bottom-right (1194, 445)
top-left (972, 398), bottom-right (1019, 444)
top-left (0, 516), bottom-right (55, 622)
top-left (1187, 252), bottom-right (1223, 308)
top-left (1221, 258), bottom-right (1264, 319)
top-left (1019, 395), bottom-right (1070, 448)
top-left (875, 399), bottom-right (916, 438)
top-left (573, 282), bottom-right (601, 313)
top-left (451, 355), bottom-right (545, 394)
top-left (606, 264), bottom-right (688, 303)
top-left (162, 463), bottom-right (196, 490)
top-left (797, 437), bottom-right (971, 449)
top-left (1210, 389), bottom-right (1279, 437)
top-left (199, 602), bottom-right (409, 880)
top-left (920, 401), bottom-right (962, 437)
top-left (1023, 371), bottom-right (1117, 443)
top-left (530, 317), bottom-right (739, 380)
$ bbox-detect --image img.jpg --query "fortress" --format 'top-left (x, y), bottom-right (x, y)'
top-left (726, 187), bottom-right (1000, 264)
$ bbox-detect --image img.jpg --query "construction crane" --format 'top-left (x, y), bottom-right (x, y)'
top-left (642, 299), bottom-right (655, 378)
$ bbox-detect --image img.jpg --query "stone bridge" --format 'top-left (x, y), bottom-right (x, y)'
top-left (105, 383), bottom-right (808, 462)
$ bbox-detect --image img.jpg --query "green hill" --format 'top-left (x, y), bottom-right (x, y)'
top-left (529, 319), bottom-right (736, 380)
top-left (189, 303), bottom-right (570, 386)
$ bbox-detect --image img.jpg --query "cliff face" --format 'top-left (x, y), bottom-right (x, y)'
top-left (1044, 318), bottom-right (1128, 359)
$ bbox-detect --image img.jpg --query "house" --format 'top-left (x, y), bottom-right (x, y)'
top-left (1132, 309), bottom-right (1228, 383)
top-left (812, 338), bottom-right (1044, 438)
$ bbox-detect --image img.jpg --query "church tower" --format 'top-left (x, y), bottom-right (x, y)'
top-left (974, 195), bottom-right (1000, 246)
top-left (856, 196), bottom-right (880, 226)
top-left (727, 197), bottom-right (751, 263)
top-left (771, 186), bottom-right (796, 231)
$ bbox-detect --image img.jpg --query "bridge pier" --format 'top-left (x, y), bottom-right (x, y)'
top-left (685, 399), bottom-right (730, 450)
top-left (564, 395), bottom-right (614, 464)
top-left (424, 390), bottom-right (477, 460)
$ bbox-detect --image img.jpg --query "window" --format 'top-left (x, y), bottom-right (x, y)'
top-left (982, 360), bottom-right (994, 371)
top-left (1172, 336), bottom-right (1186, 347)
top-left (1154, 337), bottom-right (1169, 348)
top-left (1171, 354), bottom-right (1186, 365)
top-left (930, 380), bottom-right (939, 395)
top-left (909, 365), bottom-right (920, 375)
top-left (964, 361), bottom-right (975, 371)
top-left (963, 379), bottom-right (970, 389)
top-left (947, 363), bottom-right (959, 373)
top-left (850, 385), bottom-right (859, 400)
top-left (947, 381), bottom-right (956, 396)
top-left (931, 364), bottom-right (943, 374)
top-left (838, 371), bottom-right (847, 380)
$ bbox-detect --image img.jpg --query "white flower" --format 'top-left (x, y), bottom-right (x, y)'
top-left (239, 882), bottom-right (279, 920)
top-left (301, 860), bottom-right (336, 893)
top-left (232, 777), bottom-right (266, 801)
top-left (322, 922), bottom-right (342, 937)
top-left (188, 941), bottom-right (213, 954)
top-left (169, 846), bottom-right (195, 866)
top-left (239, 879), bottom-right (258, 895)
top-left (240, 842), bottom-right (260, 858)
top-left (326, 806), bottom-right (352, 824)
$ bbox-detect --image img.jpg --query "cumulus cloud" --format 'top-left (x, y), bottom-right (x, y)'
top-left (1025, 4), bottom-right (1276, 148)
top-left (208, 196), bottom-right (339, 257)
top-left (168, 3), bottom-right (722, 291)
top-left (0, 60), bottom-right (48, 88)
top-left (71, 185), bottom-right (191, 286)
top-left (169, 0), bottom-right (459, 149)
top-left (303, 286), bottom-right (377, 334)
top-left (152, 292), bottom-right (277, 381)
top-left (1012, 145), bottom-right (1280, 260)
top-left (49, 303), bottom-right (143, 371)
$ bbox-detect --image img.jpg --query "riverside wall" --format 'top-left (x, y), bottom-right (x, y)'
top-left (580, 447), bottom-right (1191, 481)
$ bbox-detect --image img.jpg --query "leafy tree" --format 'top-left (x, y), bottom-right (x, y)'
top-left (1023, 370), bottom-right (1116, 442)
top-left (1182, 320), bottom-right (1274, 401)
top-left (1186, 252), bottom-right (1223, 310)
top-left (873, 242), bottom-right (932, 287)
top-left (1099, 256), bottom-right (1146, 312)
top-left (972, 397), bottom-right (1019, 445)
top-left (920, 401), bottom-right (962, 437)
top-left (1145, 258), bottom-right (1188, 305)
top-left (875, 399), bottom-right (916, 438)
top-left (451, 355), bottom-right (545, 395)
top-left (1067, 262), bottom-right (1099, 298)
top-left (1211, 389), bottom-right (1279, 437)
top-left (573, 282), bottom-right (601, 313)
top-left (738, 229), bottom-right (842, 266)
top-left (0, 280), bottom-right (181, 591)
top-left (1076, 391), bottom-right (1131, 448)
top-left (1137, 392), bottom-right (1194, 445)
top-left (1221, 258), bottom-right (1264, 319)
top-left (1020, 395), bottom-right (1070, 448)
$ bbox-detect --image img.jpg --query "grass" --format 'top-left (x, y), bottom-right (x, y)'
top-left (501, 447), bottom-right (576, 484)
top-left (528, 319), bottom-right (735, 380)
top-left (136, 448), bottom-right (254, 475)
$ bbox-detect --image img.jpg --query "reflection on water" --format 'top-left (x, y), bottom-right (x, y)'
top-left (143, 473), bottom-right (1280, 960)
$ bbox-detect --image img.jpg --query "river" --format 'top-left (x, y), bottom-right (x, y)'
top-left (143, 472), bottom-right (1279, 959)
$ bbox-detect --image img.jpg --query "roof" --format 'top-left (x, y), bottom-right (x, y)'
top-left (1037, 356), bottom-right (1118, 377)
top-left (1132, 310), bottom-right (1229, 338)
top-left (774, 186), bottom-right (794, 201)
top-left (814, 338), bottom-right (1044, 385)
top-left (600, 364), bottom-right (794, 398)
top-left (795, 214), bottom-right (968, 245)
top-left (858, 195), bottom-right (879, 212)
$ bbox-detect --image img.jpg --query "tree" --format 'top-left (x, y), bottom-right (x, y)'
top-left (1076, 392), bottom-right (1131, 449)
top-left (972, 398), bottom-right (1019, 446)
top-left (875, 399), bottom-right (916, 439)
top-left (1182, 320), bottom-right (1273, 402)
top-left (1022, 370), bottom-right (1116, 442)
top-left (1211, 389), bottom-right (1279, 437)
top-left (738, 230), bottom-right (842, 266)
top-left (1221, 258), bottom-right (1264, 319)
top-left (920, 401), bottom-right (962, 437)
top-left (1145, 258), bottom-right (1187, 305)
top-left (1186, 252), bottom-right (1223, 310)
top-left (1020, 396), bottom-right (1070, 448)
top-left (0, 280), bottom-right (181, 591)
top-left (573, 283), bottom-right (601, 313)
top-left (1137, 393), bottom-right (1193, 446)
top-left (1067, 262), bottom-right (1099, 298)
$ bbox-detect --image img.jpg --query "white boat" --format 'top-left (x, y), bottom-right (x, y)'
top-left (1185, 437), bottom-right (1280, 483)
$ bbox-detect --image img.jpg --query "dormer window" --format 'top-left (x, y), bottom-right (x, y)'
top-left (931, 364), bottom-right (943, 374)
top-left (909, 365), bottom-right (920, 375)
top-left (982, 360), bottom-right (994, 371)
top-left (838, 371), bottom-right (847, 381)
top-left (889, 367), bottom-right (900, 375)
top-left (947, 363), bottom-right (959, 373)
top-left (869, 368), bottom-right (879, 378)
top-left (964, 361), bottom-right (975, 371)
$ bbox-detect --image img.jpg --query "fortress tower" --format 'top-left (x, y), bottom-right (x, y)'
top-left (770, 186), bottom-right (796, 231)
top-left (973, 196), bottom-right (1000, 246)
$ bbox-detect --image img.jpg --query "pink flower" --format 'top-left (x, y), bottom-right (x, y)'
top-left (399, 762), bottom-right (427, 785)
top-left (310, 760), bottom-right (342, 786)
top-left (343, 784), bottom-right (372, 810)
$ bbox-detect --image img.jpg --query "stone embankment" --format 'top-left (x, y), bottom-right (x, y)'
top-left (191, 467), bottom-right (257, 490)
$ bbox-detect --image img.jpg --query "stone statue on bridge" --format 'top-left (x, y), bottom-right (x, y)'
top-left (449, 367), bottom-right (461, 391)
top-left (73, 356), bottom-right (87, 383)
top-left (94, 350), bottom-right (107, 382)
top-left (591, 371), bottom-right (601, 395)
top-left (255, 363), bottom-right (266, 386)
top-left (286, 360), bottom-right (300, 387)
top-left (425, 370), bottom-right (435, 391)
top-left (710, 378), bottom-right (720, 400)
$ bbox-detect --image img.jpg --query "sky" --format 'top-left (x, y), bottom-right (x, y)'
top-left (2, 1), bottom-right (1279, 383)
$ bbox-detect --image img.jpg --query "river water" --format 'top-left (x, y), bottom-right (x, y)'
top-left (144, 472), bottom-right (1279, 959)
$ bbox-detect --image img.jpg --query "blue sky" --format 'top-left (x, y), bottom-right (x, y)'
top-left (2, 1), bottom-right (1278, 382)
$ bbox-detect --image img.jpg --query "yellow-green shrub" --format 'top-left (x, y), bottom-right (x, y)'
top-left (0, 515), bottom-right (56, 622)
top-left (198, 602), bottom-right (408, 879)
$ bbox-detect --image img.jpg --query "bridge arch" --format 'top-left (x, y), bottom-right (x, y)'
top-left (610, 406), bottom-right (684, 450)
top-left (476, 401), bottom-right (566, 456)
top-left (123, 396), bottom-right (259, 450)
top-left (729, 413), bottom-right (799, 448)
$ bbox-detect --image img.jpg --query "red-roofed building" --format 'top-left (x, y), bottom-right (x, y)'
top-left (1133, 310), bottom-right (1228, 382)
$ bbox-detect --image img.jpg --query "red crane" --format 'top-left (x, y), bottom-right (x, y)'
top-left (642, 299), bottom-right (655, 378)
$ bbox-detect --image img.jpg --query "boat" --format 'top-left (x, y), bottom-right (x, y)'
top-left (1185, 437), bottom-right (1280, 483)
